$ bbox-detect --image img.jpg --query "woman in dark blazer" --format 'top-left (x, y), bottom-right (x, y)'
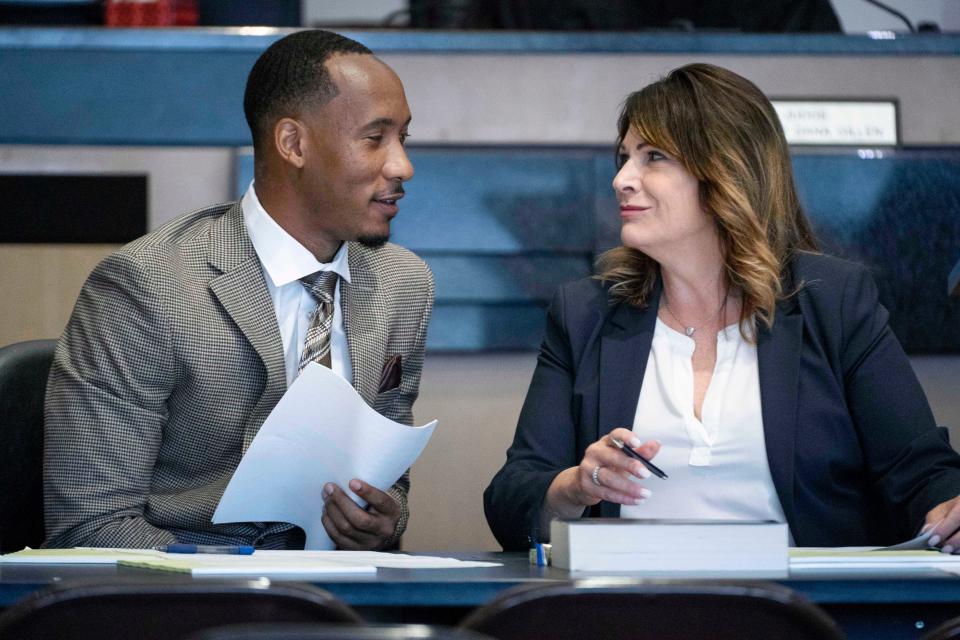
top-left (484, 63), bottom-right (960, 552)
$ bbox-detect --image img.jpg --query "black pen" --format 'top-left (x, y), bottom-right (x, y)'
top-left (609, 436), bottom-right (669, 479)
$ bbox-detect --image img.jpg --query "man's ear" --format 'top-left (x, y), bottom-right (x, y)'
top-left (274, 117), bottom-right (306, 169)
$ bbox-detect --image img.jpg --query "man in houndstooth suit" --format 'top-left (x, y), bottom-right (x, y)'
top-left (43, 31), bottom-right (434, 550)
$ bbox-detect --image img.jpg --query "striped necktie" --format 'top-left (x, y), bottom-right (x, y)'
top-left (298, 270), bottom-right (339, 371)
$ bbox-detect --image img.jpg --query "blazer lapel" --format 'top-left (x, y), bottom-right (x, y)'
top-left (597, 284), bottom-right (660, 517)
top-left (341, 243), bottom-right (383, 407)
top-left (757, 295), bottom-right (803, 535)
top-left (206, 203), bottom-right (287, 447)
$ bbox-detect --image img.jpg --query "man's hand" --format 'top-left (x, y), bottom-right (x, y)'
top-left (321, 479), bottom-right (400, 550)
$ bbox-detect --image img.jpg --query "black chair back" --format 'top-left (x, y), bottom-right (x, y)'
top-left (0, 579), bottom-right (363, 640)
top-left (925, 616), bottom-right (960, 640)
top-left (460, 579), bottom-right (846, 640)
top-left (189, 623), bottom-right (492, 640)
top-left (0, 339), bottom-right (56, 553)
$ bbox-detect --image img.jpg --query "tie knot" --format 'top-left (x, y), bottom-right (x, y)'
top-left (299, 270), bottom-right (338, 304)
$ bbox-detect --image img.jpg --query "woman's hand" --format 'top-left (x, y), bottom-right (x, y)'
top-left (923, 496), bottom-right (960, 553)
top-left (544, 428), bottom-right (661, 517)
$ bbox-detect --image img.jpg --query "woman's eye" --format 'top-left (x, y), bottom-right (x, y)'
top-left (648, 150), bottom-right (666, 161)
top-left (616, 153), bottom-right (629, 168)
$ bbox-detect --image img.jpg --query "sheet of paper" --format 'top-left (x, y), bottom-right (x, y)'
top-left (883, 528), bottom-right (935, 550)
top-left (249, 550), bottom-right (502, 569)
top-left (212, 363), bottom-right (437, 549)
top-left (117, 554), bottom-right (377, 577)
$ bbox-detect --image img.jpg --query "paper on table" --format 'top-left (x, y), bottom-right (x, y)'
top-left (882, 527), bottom-right (935, 550)
top-left (790, 549), bottom-right (957, 561)
top-left (118, 554), bottom-right (377, 576)
top-left (212, 363), bottom-right (437, 549)
top-left (0, 549), bottom-right (500, 571)
top-left (790, 527), bottom-right (938, 562)
top-left (248, 550), bottom-right (502, 569)
top-left (788, 530), bottom-right (960, 575)
top-left (789, 548), bottom-right (960, 575)
top-left (0, 548), bottom-right (165, 564)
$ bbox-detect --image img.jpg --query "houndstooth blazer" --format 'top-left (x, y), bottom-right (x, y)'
top-left (43, 202), bottom-right (435, 549)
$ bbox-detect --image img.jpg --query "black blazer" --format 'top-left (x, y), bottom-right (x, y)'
top-left (485, 252), bottom-right (960, 551)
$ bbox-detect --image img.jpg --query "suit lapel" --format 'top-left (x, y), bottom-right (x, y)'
top-left (757, 295), bottom-right (803, 535)
top-left (206, 203), bottom-right (287, 446)
top-left (342, 243), bottom-right (383, 407)
top-left (597, 284), bottom-right (660, 517)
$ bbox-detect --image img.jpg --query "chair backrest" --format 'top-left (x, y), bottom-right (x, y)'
top-left (0, 338), bottom-right (56, 553)
top-left (925, 616), bottom-right (960, 640)
top-left (0, 579), bottom-right (363, 640)
top-left (460, 579), bottom-right (846, 640)
top-left (188, 622), bottom-right (493, 640)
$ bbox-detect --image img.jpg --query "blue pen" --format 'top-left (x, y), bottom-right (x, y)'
top-left (155, 544), bottom-right (255, 555)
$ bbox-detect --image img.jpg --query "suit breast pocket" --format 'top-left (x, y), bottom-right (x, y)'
top-left (373, 387), bottom-right (403, 415)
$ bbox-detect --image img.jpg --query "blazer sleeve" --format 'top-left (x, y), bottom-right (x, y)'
top-left (484, 285), bottom-right (583, 551)
top-left (43, 250), bottom-right (179, 548)
top-left (840, 264), bottom-right (960, 537)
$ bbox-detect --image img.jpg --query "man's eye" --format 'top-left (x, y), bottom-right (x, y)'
top-left (399, 132), bottom-right (410, 145)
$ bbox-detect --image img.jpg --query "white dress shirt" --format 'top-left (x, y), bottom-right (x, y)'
top-left (241, 183), bottom-right (353, 387)
top-left (621, 318), bottom-right (790, 538)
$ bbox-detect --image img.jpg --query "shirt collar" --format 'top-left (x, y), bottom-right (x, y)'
top-left (241, 182), bottom-right (351, 287)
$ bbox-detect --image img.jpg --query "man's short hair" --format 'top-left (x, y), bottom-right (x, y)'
top-left (243, 30), bottom-right (372, 151)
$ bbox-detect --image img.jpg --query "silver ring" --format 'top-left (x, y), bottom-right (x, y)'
top-left (591, 465), bottom-right (603, 487)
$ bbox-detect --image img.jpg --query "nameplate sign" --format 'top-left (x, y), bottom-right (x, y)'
top-left (772, 100), bottom-right (898, 146)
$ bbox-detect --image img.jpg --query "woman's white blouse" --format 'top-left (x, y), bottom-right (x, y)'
top-left (620, 318), bottom-right (790, 537)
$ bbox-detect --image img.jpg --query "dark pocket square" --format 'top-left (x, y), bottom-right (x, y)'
top-left (378, 354), bottom-right (403, 393)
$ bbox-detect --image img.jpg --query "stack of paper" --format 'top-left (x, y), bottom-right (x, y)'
top-left (550, 518), bottom-right (788, 577)
top-left (789, 548), bottom-right (960, 575)
top-left (789, 529), bottom-right (960, 576)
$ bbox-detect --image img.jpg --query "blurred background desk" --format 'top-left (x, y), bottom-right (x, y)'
top-left (1, 552), bottom-right (959, 639)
